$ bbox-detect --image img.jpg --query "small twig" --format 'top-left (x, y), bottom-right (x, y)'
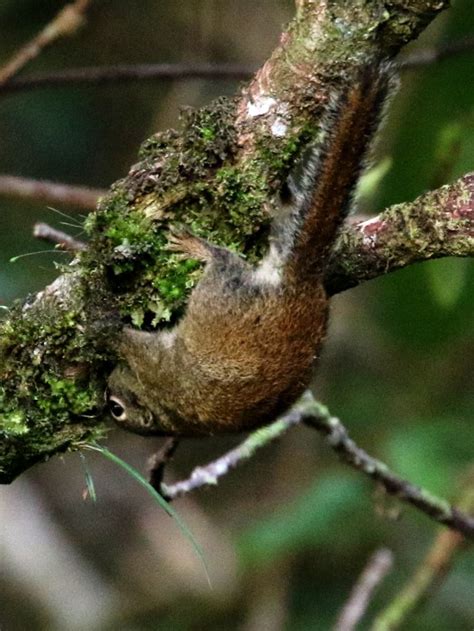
top-left (303, 396), bottom-right (474, 540)
top-left (0, 0), bottom-right (92, 86)
top-left (0, 63), bottom-right (256, 95)
top-left (161, 392), bottom-right (474, 540)
top-left (334, 548), bottom-right (394, 631)
top-left (33, 222), bottom-right (86, 252)
top-left (370, 472), bottom-right (474, 631)
top-left (148, 437), bottom-right (180, 493)
top-left (0, 175), bottom-right (105, 210)
top-left (161, 410), bottom-right (303, 500)
top-left (1, 36), bottom-right (473, 96)
top-left (401, 35), bottom-right (474, 70)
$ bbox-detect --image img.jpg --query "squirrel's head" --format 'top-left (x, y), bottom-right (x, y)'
top-left (106, 364), bottom-right (164, 435)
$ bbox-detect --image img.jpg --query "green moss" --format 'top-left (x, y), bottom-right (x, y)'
top-left (81, 96), bottom-right (280, 329)
top-left (0, 408), bottom-right (28, 436)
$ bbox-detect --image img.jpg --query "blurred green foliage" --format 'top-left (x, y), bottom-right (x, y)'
top-left (0, 1), bottom-right (472, 630)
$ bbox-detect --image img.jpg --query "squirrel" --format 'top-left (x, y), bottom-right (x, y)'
top-left (106, 63), bottom-right (394, 437)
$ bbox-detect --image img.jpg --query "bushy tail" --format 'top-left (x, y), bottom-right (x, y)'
top-left (280, 63), bottom-right (395, 282)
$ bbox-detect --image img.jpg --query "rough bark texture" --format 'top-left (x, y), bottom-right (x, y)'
top-left (1, 0), bottom-right (465, 483)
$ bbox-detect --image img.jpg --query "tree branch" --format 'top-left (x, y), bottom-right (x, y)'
top-left (401, 35), bottom-right (474, 70)
top-left (2, 36), bottom-right (474, 96)
top-left (161, 412), bottom-right (302, 500)
top-left (303, 397), bottom-right (474, 540)
top-left (161, 392), bottom-right (474, 540)
top-left (0, 0), bottom-right (92, 86)
top-left (325, 173), bottom-right (474, 295)
top-left (0, 63), bottom-right (256, 95)
top-left (334, 548), bottom-right (394, 631)
top-left (33, 222), bottom-right (87, 252)
top-left (370, 471), bottom-right (474, 630)
top-left (0, 174), bottom-right (105, 210)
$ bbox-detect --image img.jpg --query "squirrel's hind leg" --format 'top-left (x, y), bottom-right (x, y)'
top-left (166, 226), bottom-right (247, 273)
top-left (166, 226), bottom-right (216, 262)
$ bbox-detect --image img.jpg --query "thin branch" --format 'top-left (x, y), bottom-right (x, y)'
top-left (0, 63), bottom-right (256, 95)
top-left (161, 392), bottom-right (474, 540)
top-left (334, 548), bottom-right (394, 631)
top-left (370, 471), bottom-right (474, 631)
top-left (148, 437), bottom-right (180, 492)
top-left (2, 36), bottom-right (474, 95)
top-left (0, 0), bottom-right (92, 86)
top-left (0, 175), bottom-right (105, 210)
top-left (161, 411), bottom-right (302, 500)
top-left (401, 35), bottom-right (474, 70)
top-left (33, 222), bottom-right (86, 252)
top-left (325, 173), bottom-right (474, 296)
top-left (302, 399), bottom-right (474, 540)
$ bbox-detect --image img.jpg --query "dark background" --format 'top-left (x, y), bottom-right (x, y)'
top-left (0, 1), bottom-right (473, 629)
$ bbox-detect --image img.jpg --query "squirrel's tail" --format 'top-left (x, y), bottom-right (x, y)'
top-left (277, 63), bottom-right (396, 283)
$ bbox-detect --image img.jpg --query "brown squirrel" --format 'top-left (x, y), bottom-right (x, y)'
top-left (107, 64), bottom-right (394, 436)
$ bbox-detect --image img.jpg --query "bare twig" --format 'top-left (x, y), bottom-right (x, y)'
top-left (33, 222), bottom-right (86, 252)
top-left (0, 0), bottom-right (92, 86)
top-left (303, 396), bottom-right (474, 540)
top-left (160, 392), bottom-right (474, 540)
top-left (370, 472), bottom-right (474, 631)
top-left (0, 175), bottom-right (105, 210)
top-left (0, 63), bottom-right (256, 95)
top-left (161, 411), bottom-right (303, 500)
top-left (2, 36), bottom-right (474, 95)
top-left (334, 549), bottom-right (394, 631)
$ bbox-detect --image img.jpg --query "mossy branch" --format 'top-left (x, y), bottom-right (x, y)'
top-left (326, 173), bottom-right (474, 295)
top-left (0, 0), bottom-right (461, 483)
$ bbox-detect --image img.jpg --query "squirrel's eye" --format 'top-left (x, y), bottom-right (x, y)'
top-left (108, 396), bottom-right (127, 421)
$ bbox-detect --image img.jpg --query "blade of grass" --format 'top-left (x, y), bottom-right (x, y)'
top-left (84, 443), bottom-right (210, 586)
top-left (79, 452), bottom-right (97, 502)
top-left (10, 250), bottom-right (69, 262)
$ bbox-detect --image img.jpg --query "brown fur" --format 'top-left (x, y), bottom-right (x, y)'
top-left (107, 64), bottom-right (393, 436)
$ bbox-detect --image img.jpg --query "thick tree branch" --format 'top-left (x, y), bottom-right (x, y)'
top-left (0, 0), bottom-right (455, 482)
top-left (325, 173), bottom-right (474, 295)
